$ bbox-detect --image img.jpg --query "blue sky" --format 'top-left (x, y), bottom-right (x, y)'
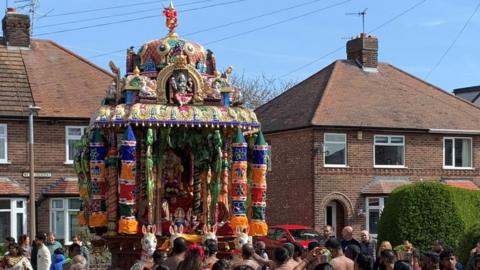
top-left (3, 0), bottom-right (479, 91)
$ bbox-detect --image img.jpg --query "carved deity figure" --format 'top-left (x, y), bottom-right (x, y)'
top-left (162, 149), bottom-right (184, 199)
top-left (169, 72), bottom-right (194, 106)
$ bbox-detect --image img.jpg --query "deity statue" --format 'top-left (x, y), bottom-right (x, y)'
top-left (162, 149), bottom-right (184, 199)
top-left (169, 72), bottom-right (194, 106)
top-left (139, 79), bottom-right (157, 99)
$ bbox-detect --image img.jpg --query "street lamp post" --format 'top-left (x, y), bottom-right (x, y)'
top-left (28, 105), bottom-right (40, 240)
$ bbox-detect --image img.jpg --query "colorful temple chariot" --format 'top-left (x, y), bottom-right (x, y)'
top-left (74, 3), bottom-right (269, 268)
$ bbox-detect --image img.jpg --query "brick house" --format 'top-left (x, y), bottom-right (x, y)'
top-left (0, 9), bottom-right (111, 243)
top-left (255, 33), bottom-right (480, 239)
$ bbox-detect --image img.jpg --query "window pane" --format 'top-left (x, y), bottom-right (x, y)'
top-left (0, 212), bottom-right (11, 242)
top-left (68, 199), bottom-right (82, 210)
top-left (390, 137), bottom-right (404, 144)
top-left (368, 198), bottom-right (380, 207)
top-left (368, 209), bottom-right (380, 235)
top-left (16, 213), bottom-right (23, 241)
top-left (16, 200), bottom-right (23, 208)
top-left (375, 136), bottom-right (388, 143)
top-left (52, 199), bottom-right (63, 209)
top-left (325, 134), bottom-right (345, 142)
top-left (326, 206), bottom-right (333, 226)
top-left (325, 142), bottom-right (346, 165)
top-left (445, 139), bottom-right (453, 166)
top-left (67, 128), bottom-right (82, 136)
top-left (54, 211), bottom-right (65, 241)
top-left (0, 138), bottom-right (5, 160)
top-left (0, 200), bottom-right (10, 209)
top-left (68, 139), bottom-right (80, 161)
top-left (0, 126), bottom-right (5, 136)
top-left (69, 212), bottom-right (81, 241)
top-left (455, 139), bottom-right (471, 167)
top-left (375, 145), bottom-right (404, 165)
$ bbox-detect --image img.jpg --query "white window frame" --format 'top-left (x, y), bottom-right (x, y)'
top-left (443, 137), bottom-right (473, 170)
top-left (0, 198), bottom-right (27, 241)
top-left (365, 197), bottom-right (386, 238)
top-left (0, 124), bottom-right (8, 164)
top-left (65, 126), bottom-right (86, 164)
top-left (49, 198), bottom-right (81, 244)
top-left (323, 133), bottom-right (347, 167)
top-left (373, 135), bottom-right (405, 168)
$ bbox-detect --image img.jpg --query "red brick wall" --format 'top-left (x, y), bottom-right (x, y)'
top-left (0, 118), bottom-right (87, 234)
top-left (264, 128), bottom-right (314, 226)
top-left (266, 127), bottom-right (480, 238)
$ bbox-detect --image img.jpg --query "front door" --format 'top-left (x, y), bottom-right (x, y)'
top-left (325, 202), bottom-right (337, 237)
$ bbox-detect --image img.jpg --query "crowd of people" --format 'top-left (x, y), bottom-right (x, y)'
top-left (151, 225), bottom-right (480, 270)
top-left (0, 233), bottom-right (90, 270)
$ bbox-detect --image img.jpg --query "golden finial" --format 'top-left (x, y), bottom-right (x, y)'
top-left (163, 1), bottom-right (178, 34)
top-left (169, 1), bottom-right (174, 10)
top-left (133, 66), bottom-right (140, 75)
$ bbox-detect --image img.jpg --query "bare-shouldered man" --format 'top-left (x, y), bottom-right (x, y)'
top-left (325, 239), bottom-right (354, 270)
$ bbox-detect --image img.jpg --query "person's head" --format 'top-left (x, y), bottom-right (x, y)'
top-left (172, 237), bottom-right (187, 255)
top-left (308, 241), bottom-right (320, 251)
top-left (342, 226), bottom-right (353, 240)
top-left (5, 236), bottom-right (15, 246)
top-left (153, 250), bottom-right (167, 265)
top-left (212, 259), bottom-right (231, 270)
top-left (439, 249), bottom-right (457, 270)
top-left (242, 244), bottom-right (255, 260)
top-left (54, 247), bottom-right (64, 255)
top-left (177, 245), bottom-right (204, 270)
top-left (345, 244), bottom-right (361, 261)
top-left (323, 226), bottom-right (332, 239)
top-left (379, 241), bottom-right (393, 256)
top-left (274, 247), bottom-right (290, 266)
top-left (255, 241), bottom-right (266, 255)
top-left (72, 255), bottom-right (86, 267)
top-left (282, 242), bottom-right (294, 259)
top-left (8, 243), bottom-right (22, 256)
top-left (431, 240), bottom-right (445, 253)
top-left (315, 263), bottom-right (334, 270)
top-left (293, 242), bottom-right (304, 259)
top-left (69, 243), bottom-right (81, 257)
top-left (35, 232), bottom-right (47, 246)
top-left (423, 251), bottom-right (440, 270)
top-left (395, 261), bottom-right (413, 270)
top-left (72, 235), bottom-right (82, 246)
top-left (325, 239), bottom-right (342, 257)
top-left (19, 235), bottom-right (29, 246)
top-left (47, 232), bottom-right (56, 244)
top-left (360, 230), bottom-right (369, 242)
top-left (381, 250), bottom-right (397, 270)
top-left (204, 239), bottom-right (218, 257)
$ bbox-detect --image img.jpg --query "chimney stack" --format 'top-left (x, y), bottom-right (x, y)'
top-left (346, 33), bottom-right (378, 69)
top-left (2, 8), bottom-right (31, 47)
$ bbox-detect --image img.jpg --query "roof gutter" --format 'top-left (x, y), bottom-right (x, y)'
top-left (429, 128), bottom-right (480, 135)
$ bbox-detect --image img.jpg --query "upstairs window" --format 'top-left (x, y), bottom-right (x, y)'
top-left (324, 133), bottom-right (347, 166)
top-left (444, 137), bottom-right (472, 169)
top-left (65, 126), bottom-right (86, 164)
top-left (0, 124), bottom-right (7, 163)
top-left (374, 135), bottom-right (405, 167)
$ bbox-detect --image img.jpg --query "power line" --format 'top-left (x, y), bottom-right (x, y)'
top-left (35, 0), bottom-right (219, 29)
top-left (204, 0), bottom-right (353, 45)
top-left (34, 0), bottom-right (246, 37)
top-left (279, 0), bottom-right (427, 78)
top-left (424, 0), bottom-right (480, 79)
top-left (182, 0), bottom-right (325, 37)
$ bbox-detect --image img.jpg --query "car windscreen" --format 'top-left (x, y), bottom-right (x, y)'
top-left (289, 229), bottom-right (320, 241)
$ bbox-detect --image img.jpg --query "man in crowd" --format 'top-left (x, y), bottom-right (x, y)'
top-left (423, 251), bottom-right (440, 270)
top-left (325, 239), bottom-right (354, 270)
top-left (234, 244), bottom-right (261, 270)
top-left (36, 233), bottom-right (51, 270)
top-left (440, 249), bottom-right (458, 270)
top-left (46, 232), bottom-right (62, 256)
top-left (255, 241), bottom-right (269, 270)
top-left (319, 225), bottom-right (334, 246)
top-left (72, 235), bottom-right (90, 269)
top-left (164, 237), bottom-right (187, 270)
top-left (340, 226), bottom-right (361, 251)
top-left (360, 230), bottom-right (376, 267)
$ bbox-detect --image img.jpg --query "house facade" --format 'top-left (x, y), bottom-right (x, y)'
top-left (0, 9), bottom-right (112, 243)
top-left (256, 33), bottom-right (480, 238)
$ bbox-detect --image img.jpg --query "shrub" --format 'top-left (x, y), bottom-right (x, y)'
top-left (377, 181), bottom-right (480, 251)
top-left (457, 223), bottom-right (480, 264)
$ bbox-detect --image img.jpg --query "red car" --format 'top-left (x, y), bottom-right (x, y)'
top-left (256, 225), bottom-right (321, 255)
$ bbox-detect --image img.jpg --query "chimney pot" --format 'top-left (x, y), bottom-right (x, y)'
top-left (2, 11), bottom-right (30, 47)
top-left (346, 33), bottom-right (378, 69)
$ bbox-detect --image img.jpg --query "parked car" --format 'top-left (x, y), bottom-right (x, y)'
top-left (256, 225), bottom-right (321, 257)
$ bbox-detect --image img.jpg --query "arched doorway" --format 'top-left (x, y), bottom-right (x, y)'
top-left (324, 200), bottom-right (346, 239)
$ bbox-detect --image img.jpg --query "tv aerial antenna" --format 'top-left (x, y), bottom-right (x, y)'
top-left (346, 8), bottom-right (368, 33)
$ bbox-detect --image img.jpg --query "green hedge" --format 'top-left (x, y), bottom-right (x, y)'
top-left (378, 182), bottom-right (480, 254)
top-left (458, 223), bottom-right (480, 265)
